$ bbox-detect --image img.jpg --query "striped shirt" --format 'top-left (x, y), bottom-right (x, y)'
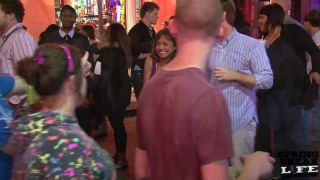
top-left (208, 29), bottom-right (273, 132)
top-left (0, 23), bottom-right (37, 104)
top-left (0, 23), bottom-right (37, 75)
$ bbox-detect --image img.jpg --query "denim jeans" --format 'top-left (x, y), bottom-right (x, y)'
top-left (301, 108), bottom-right (313, 148)
top-left (310, 91), bottom-right (320, 143)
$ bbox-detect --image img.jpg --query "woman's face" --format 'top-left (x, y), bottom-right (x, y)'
top-left (258, 14), bottom-right (268, 33)
top-left (156, 35), bottom-right (176, 60)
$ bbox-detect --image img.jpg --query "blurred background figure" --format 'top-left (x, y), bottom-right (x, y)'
top-left (234, 6), bottom-right (251, 35)
top-left (128, 2), bottom-right (159, 99)
top-left (270, 0), bottom-right (303, 26)
top-left (304, 9), bottom-right (320, 144)
top-left (79, 24), bottom-right (97, 45)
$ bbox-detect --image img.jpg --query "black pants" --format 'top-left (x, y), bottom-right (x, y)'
top-left (131, 69), bottom-right (143, 99)
top-left (109, 109), bottom-right (127, 153)
top-left (76, 105), bottom-right (93, 136)
top-left (254, 121), bottom-right (272, 153)
top-left (256, 95), bottom-right (307, 152)
top-left (95, 106), bottom-right (127, 154)
top-left (255, 91), bottom-right (309, 178)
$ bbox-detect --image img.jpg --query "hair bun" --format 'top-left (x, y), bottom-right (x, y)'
top-left (17, 56), bottom-right (41, 90)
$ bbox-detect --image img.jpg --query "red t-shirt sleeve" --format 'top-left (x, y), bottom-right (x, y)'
top-left (192, 89), bottom-right (233, 166)
top-left (136, 101), bottom-right (147, 150)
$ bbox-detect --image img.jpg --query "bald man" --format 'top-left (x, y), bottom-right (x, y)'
top-left (270, 0), bottom-right (303, 27)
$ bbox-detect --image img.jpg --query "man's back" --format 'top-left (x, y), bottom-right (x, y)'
top-left (137, 68), bottom-right (232, 180)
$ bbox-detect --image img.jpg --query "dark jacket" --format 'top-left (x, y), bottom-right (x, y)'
top-left (258, 38), bottom-right (306, 128)
top-left (281, 24), bottom-right (320, 109)
top-left (95, 47), bottom-right (131, 113)
top-left (128, 21), bottom-right (156, 69)
top-left (39, 30), bottom-right (91, 55)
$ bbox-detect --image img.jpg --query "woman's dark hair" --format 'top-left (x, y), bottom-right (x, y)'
top-left (259, 4), bottom-right (285, 30)
top-left (0, 0), bottom-right (25, 22)
top-left (17, 44), bottom-right (82, 96)
top-left (150, 28), bottom-right (177, 62)
top-left (140, 2), bottom-right (159, 18)
top-left (39, 24), bottom-right (60, 44)
top-left (105, 23), bottom-right (132, 67)
top-left (82, 25), bottom-right (96, 40)
top-left (304, 9), bottom-right (320, 27)
top-left (44, 24), bottom-right (59, 33)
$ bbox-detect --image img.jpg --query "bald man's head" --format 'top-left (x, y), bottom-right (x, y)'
top-left (270, 0), bottom-right (291, 14)
top-left (176, 0), bottom-right (223, 36)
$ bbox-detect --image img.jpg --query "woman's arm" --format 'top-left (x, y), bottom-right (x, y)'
top-left (0, 142), bottom-right (14, 156)
top-left (144, 56), bottom-right (153, 84)
top-left (0, 75), bottom-right (27, 97)
top-left (8, 76), bottom-right (27, 97)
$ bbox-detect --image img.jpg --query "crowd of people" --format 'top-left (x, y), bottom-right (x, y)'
top-left (0, 0), bottom-right (319, 179)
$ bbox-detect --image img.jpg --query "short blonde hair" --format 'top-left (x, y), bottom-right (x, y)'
top-left (176, 0), bottom-right (223, 36)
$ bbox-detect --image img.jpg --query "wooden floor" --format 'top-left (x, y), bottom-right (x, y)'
top-left (97, 117), bottom-right (137, 180)
top-left (95, 93), bottom-right (320, 180)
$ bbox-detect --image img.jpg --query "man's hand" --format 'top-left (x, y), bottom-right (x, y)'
top-left (213, 67), bottom-right (257, 88)
top-left (238, 151), bottom-right (275, 180)
top-left (309, 72), bottom-right (320, 84)
top-left (214, 67), bottom-right (238, 81)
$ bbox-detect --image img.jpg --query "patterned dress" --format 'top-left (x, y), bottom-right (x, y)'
top-left (11, 112), bottom-right (114, 179)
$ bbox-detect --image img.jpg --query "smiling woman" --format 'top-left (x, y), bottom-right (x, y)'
top-left (144, 28), bottom-right (176, 83)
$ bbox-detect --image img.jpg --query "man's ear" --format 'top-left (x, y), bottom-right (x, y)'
top-left (168, 18), bottom-right (178, 36)
top-left (222, 12), bottom-right (227, 21)
top-left (7, 13), bottom-right (16, 22)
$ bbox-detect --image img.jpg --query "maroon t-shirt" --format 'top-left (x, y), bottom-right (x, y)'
top-left (137, 67), bottom-right (233, 180)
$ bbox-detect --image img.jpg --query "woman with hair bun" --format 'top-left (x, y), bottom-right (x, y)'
top-left (5, 44), bottom-right (115, 179)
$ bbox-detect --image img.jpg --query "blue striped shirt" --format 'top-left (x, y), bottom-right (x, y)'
top-left (208, 29), bottom-right (273, 132)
